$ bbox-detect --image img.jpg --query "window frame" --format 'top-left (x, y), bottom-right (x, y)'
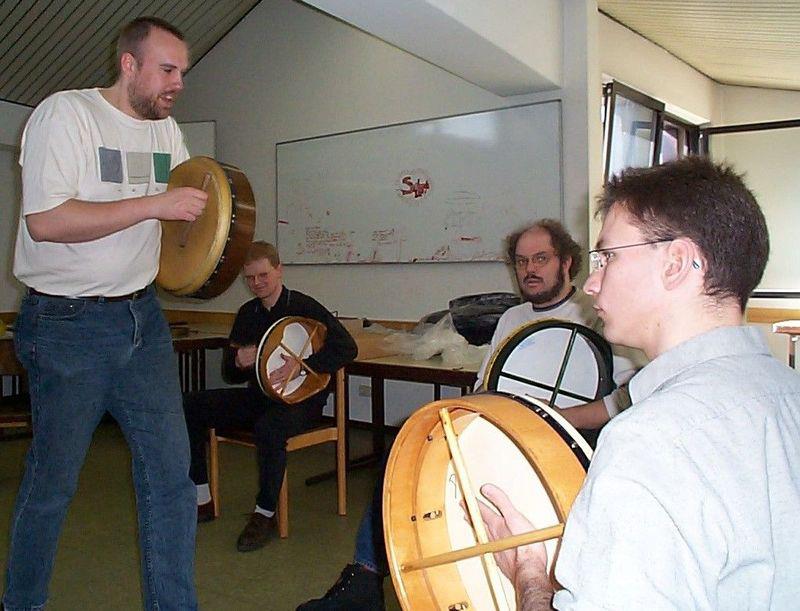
top-left (602, 81), bottom-right (699, 182)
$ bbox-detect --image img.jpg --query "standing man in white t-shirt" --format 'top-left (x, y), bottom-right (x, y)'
top-left (3, 17), bottom-right (207, 611)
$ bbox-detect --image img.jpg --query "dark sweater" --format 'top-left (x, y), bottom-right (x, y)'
top-left (222, 287), bottom-right (357, 394)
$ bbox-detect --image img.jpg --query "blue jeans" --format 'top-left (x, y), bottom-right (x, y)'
top-left (2, 287), bottom-right (197, 611)
top-left (354, 451), bottom-right (390, 576)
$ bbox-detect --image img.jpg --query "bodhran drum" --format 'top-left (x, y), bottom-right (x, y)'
top-left (255, 316), bottom-right (330, 405)
top-left (157, 156), bottom-right (256, 299)
top-left (484, 319), bottom-right (614, 409)
top-left (384, 393), bottom-right (592, 611)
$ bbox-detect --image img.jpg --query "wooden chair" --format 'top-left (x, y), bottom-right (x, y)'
top-left (207, 368), bottom-right (347, 538)
top-left (0, 407), bottom-right (31, 432)
top-left (0, 343), bottom-right (31, 437)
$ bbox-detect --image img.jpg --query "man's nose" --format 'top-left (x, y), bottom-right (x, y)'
top-left (583, 269), bottom-right (602, 295)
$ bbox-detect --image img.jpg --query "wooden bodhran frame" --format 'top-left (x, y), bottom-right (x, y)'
top-left (157, 156), bottom-right (256, 299)
top-left (384, 393), bottom-right (591, 611)
top-left (255, 316), bottom-right (330, 405)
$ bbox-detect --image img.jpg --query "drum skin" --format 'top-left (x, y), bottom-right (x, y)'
top-left (384, 393), bottom-right (590, 611)
top-left (483, 318), bottom-right (614, 407)
top-left (255, 317), bottom-right (330, 405)
top-left (157, 157), bottom-right (256, 299)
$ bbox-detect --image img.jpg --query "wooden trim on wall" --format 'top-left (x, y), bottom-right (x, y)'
top-left (745, 307), bottom-right (800, 324)
top-left (163, 310), bottom-right (237, 326)
top-left (6, 309), bottom-right (800, 328)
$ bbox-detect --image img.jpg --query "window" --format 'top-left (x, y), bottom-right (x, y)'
top-left (602, 82), bottom-right (699, 182)
top-left (701, 119), bottom-right (800, 298)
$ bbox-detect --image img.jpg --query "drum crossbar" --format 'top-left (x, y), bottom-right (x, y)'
top-left (439, 408), bottom-right (512, 611)
top-left (496, 371), bottom-right (595, 403)
top-left (279, 326), bottom-right (316, 398)
top-left (401, 524), bottom-right (565, 572)
top-left (549, 327), bottom-right (578, 406)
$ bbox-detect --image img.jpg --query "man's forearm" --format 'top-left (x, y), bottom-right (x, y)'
top-left (557, 398), bottom-right (610, 429)
top-left (25, 197), bottom-right (159, 243)
top-left (516, 565), bottom-right (554, 611)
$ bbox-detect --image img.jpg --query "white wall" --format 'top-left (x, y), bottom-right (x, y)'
top-left (0, 101), bottom-right (30, 313)
top-left (716, 85), bottom-right (800, 319)
top-left (0, 145), bottom-right (24, 311)
top-left (719, 85), bottom-right (800, 124)
top-left (0, 100), bottom-right (31, 148)
top-left (598, 14), bottom-right (719, 125)
top-left (172, 0), bottom-right (596, 323)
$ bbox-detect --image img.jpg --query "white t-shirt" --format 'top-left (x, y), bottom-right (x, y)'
top-left (476, 288), bottom-right (639, 417)
top-left (13, 88), bottom-right (190, 296)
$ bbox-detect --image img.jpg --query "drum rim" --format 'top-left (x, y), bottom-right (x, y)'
top-left (255, 316), bottom-right (330, 403)
top-left (383, 392), bottom-right (589, 611)
top-left (483, 318), bottom-right (615, 404)
top-left (157, 156), bottom-right (235, 294)
top-left (494, 390), bottom-right (592, 467)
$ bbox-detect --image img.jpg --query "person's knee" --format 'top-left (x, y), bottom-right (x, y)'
top-left (253, 419), bottom-right (288, 450)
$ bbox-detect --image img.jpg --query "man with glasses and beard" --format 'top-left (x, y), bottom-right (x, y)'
top-left (476, 218), bottom-right (635, 429)
top-left (298, 219), bottom-right (636, 611)
top-left (4, 16), bottom-right (205, 611)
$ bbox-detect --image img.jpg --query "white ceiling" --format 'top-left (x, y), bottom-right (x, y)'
top-left (599, 0), bottom-right (800, 91)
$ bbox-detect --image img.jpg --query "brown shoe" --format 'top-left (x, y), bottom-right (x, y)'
top-left (197, 500), bottom-right (215, 524)
top-left (236, 512), bottom-right (275, 552)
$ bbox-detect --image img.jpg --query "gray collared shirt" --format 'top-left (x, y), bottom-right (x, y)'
top-left (553, 325), bottom-right (800, 610)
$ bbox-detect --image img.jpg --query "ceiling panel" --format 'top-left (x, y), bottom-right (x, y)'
top-left (2, 1), bottom-right (798, 109)
top-left (0, 0), bottom-right (261, 107)
top-left (599, 1), bottom-right (800, 90)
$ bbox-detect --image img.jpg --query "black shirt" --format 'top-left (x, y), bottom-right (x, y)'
top-left (222, 286), bottom-right (357, 393)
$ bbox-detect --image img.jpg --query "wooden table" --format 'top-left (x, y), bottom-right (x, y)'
top-left (773, 320), bottom-right (800, 369)
top-left (1, 331), bottom-right (24, 376)
top-left (306, 354), bottom-right (478, 483)
top-left (1, 332), bottom-right (29, 433)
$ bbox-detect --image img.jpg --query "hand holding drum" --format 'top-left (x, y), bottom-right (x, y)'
top-left (255, 317), bottom-right (331, 405)
top-left (157, 157), bottom-right (256, 299)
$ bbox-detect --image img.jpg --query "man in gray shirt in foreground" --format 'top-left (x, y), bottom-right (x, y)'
top-left (480, 156), bottom-right (800, 610)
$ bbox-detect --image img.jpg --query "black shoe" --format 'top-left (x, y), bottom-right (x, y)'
top-left (236, 512), bottom-right (275, 552)
top-left (197, 500), bottom-right (215, 523)
top-left (297, 563), bottom-right (385, 611)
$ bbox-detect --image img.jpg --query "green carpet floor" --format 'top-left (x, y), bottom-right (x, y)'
top-left (0, 423), bottom-right (401, 610)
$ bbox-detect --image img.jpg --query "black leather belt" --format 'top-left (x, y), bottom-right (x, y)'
top-left (28, 287), bottom-right (149, 302)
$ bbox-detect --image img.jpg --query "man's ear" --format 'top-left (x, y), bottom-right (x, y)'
top-left (662, 239), bottom-right (699, 291)
top-left (561, 255), bottom-right (572, 276)
top-left (119, 52), bottom-right (137, 78)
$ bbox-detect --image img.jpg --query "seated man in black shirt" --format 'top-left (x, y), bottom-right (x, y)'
top-left (183, 241), bottom-right (357, 552)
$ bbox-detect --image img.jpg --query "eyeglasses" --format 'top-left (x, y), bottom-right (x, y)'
top-left (514, 252), bottom-right (555, 270)
top-left (588, 239), bottom-right (673, 273)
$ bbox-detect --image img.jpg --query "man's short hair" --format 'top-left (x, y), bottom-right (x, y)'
top-left (596, 156), bottom-right (769, 310)
top-left (505, 219), bottom-right (582, 279)
top-left (245, 241), bottom-right (281, 268)
top-left (117, 16), bottom-right (185, 67)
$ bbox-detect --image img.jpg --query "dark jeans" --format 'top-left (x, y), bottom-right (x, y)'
top-left (353, 448), bottom-right (391, 576)
top-left (3, 287), bottom-right (197, 611)
top-left (183, 386), bottom-right (324, 511)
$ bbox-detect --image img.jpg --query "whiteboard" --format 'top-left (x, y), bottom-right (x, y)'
top-left (276, 102), bottom-right (562, 264)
